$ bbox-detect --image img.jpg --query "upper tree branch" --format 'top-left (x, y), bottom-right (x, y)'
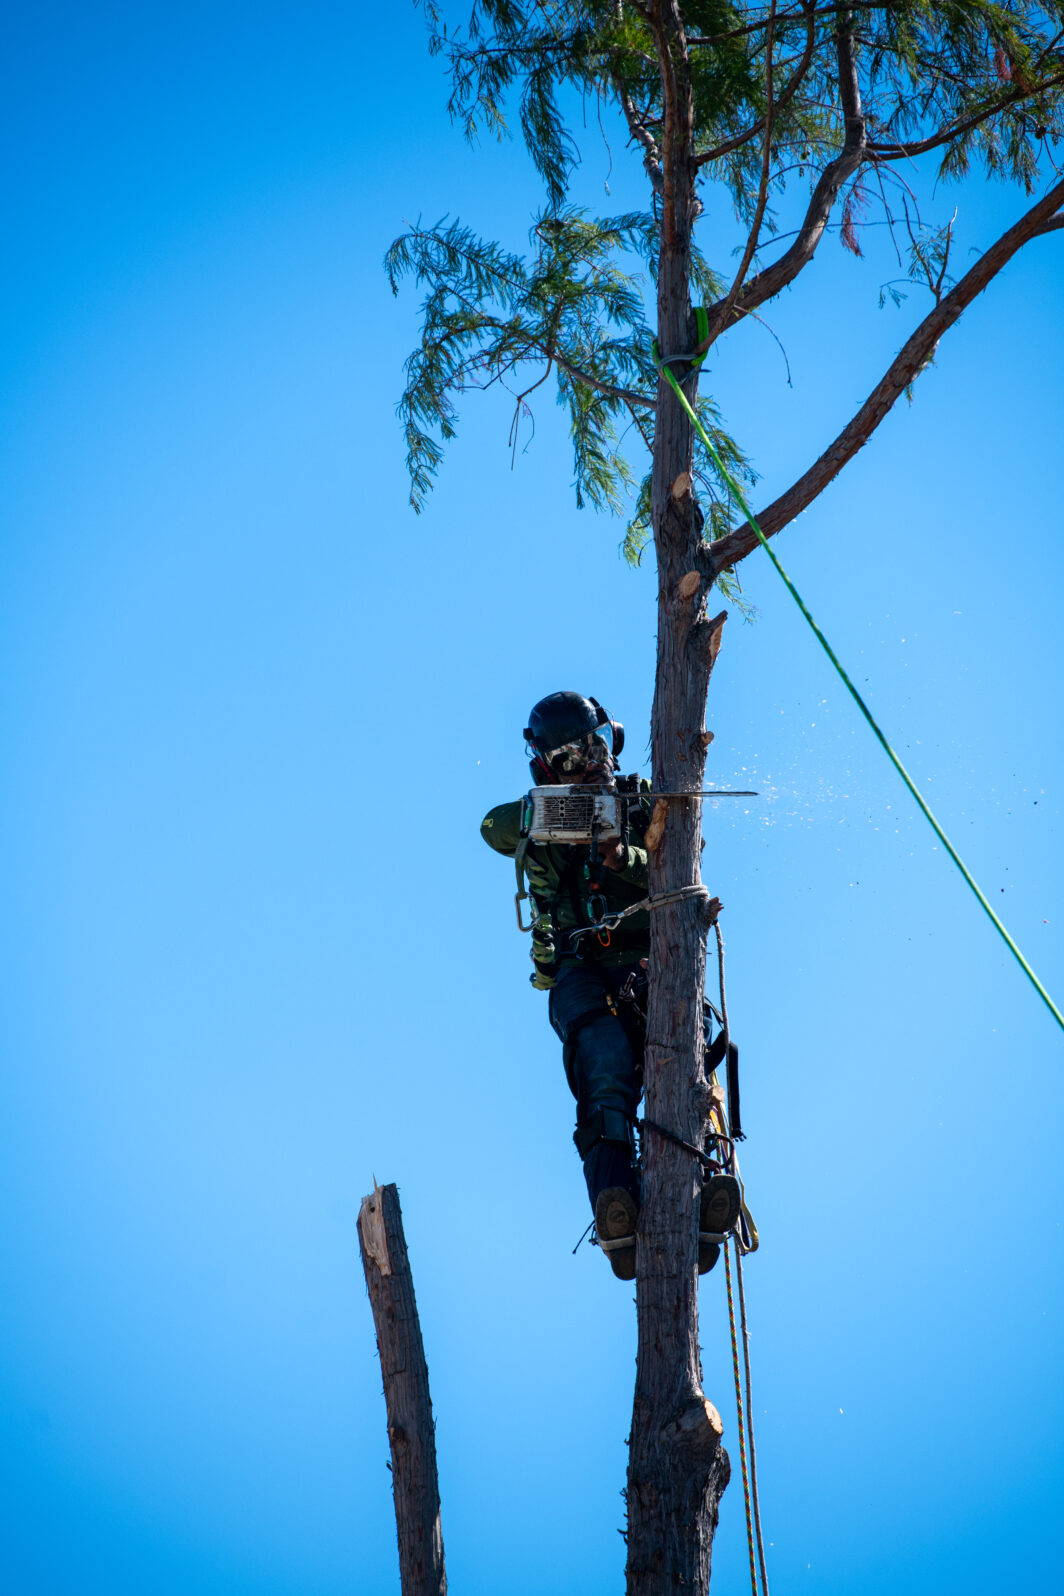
top-left (870, 70), bottom-right (1064, 161)
top-left (694, 0), bottom-right (816, 168)
top-left (710, 175), bottom-right (1064, 570)
top-left (441, 311), bottom-right (657, 408)
top-left (615, 73), bottom-right (665, 194)
top-left (554, 355), bottom-right (656, 406)
top-left (698, 14), bottom-right (866, 350)
top-left (713, 0), bottom-right (779, 328)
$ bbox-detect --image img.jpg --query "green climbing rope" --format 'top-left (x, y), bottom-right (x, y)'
top-left (657, 354), bottom-right (1064, 1036)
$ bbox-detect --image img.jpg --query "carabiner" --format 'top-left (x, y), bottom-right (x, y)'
top-left (515, 891), bottom-right (534, 932)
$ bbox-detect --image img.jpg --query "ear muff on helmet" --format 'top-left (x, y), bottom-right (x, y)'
top-left (588, 697), bottom-right (625, 761)
top-left (524, 723), bottom-right (553, 782)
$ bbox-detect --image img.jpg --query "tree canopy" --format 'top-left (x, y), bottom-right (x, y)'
top-left (391, 0), bottom-right (1064, 570)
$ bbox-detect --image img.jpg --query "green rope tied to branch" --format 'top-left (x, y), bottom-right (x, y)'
top-left (657, 346), bottom-right (1064, 1036)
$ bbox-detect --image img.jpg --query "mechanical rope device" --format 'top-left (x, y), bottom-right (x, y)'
top-left (524, 780), bottom-right (757, 844)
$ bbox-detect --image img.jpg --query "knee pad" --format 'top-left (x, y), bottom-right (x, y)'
top-left (574, 1107), bottom-right (636, 1161)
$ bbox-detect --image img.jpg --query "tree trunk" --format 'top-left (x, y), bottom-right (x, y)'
top-left (625, 4), bottom-right (731, 1590)
top-left (358, 1182), bottom-right (447, 1596)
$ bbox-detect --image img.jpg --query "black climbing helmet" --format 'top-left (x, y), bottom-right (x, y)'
top-left (524, 691), bottom-right (625, 783)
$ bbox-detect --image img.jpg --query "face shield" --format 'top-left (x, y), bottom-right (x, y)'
top-left (533, 724), bottom-right (616, 780)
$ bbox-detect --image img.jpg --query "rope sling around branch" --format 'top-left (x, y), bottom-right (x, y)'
top-left (655, 340), bottom-right (1064, 1037)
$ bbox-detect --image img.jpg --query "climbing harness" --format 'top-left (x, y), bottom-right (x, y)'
top-left (658, 337), bottom-right (1064, 1037)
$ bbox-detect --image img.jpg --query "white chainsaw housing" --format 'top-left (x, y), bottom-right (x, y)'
top-left (526, 785), bottom-right (623, 844)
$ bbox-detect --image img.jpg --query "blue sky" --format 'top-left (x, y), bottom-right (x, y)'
top-left (1, 5), bottom-right (1062, 1594)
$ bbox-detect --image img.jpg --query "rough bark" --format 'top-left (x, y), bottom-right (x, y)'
top-left (625, 4), bottom-right (731, 1591)
top-left (358, 1182), bottom-right (447, 1596)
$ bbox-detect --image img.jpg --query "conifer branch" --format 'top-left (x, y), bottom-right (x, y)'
top-left (698, 11), bottom-right (866, 350)
top-left (711, 173), bottom-right (1064, 571)
top-left (869, 71), bottom-right (1064, 161)
top-left (694, 0), bottom-right (816, 167)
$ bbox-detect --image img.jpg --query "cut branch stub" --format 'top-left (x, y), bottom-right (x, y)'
top-left (644, 798), bottom-right (669, 852)
top-left (358, 1183), bottom-right (447, 1596)
top-left (662, 1396), bottom-right (725, 1461)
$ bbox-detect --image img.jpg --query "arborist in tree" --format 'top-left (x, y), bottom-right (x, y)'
top-left (481, 690), bottom-right (739, 1280)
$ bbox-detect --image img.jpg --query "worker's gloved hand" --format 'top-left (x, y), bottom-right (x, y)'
top-left (597, 837), bottom-right (629, 872)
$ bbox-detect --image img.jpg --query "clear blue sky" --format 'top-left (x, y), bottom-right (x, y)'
top-left (2, 6), bottom-right (1062, 1594)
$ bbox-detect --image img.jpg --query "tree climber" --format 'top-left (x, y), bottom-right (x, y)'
top-left (481, 691), bottom-right (738, 1279)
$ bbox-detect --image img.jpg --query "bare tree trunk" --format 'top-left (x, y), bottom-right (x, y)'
top-left (625, 4), bottom-right (731, 1590)
top-left (358, 1182), bottom-right (447, 1596)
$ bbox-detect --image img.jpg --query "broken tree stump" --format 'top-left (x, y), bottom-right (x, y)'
top-left (358, 1181), bottom-right (447, 1596)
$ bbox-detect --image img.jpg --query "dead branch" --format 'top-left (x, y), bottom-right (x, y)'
top-left (359, 1182), bottom-right (447, 1596)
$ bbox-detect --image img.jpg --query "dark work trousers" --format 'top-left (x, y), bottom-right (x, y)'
top-left (549, 960), bottom-right (644, 1212)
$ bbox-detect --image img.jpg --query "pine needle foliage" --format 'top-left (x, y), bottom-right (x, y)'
top-left (394, 1), bottom-right (1064, 575)
top-left (387, 207), bottom-right (753, 568)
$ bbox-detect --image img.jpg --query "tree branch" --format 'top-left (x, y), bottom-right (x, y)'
top-left (694, 0), bottom-right (816, 168)
top-left (710, 175), bottom-right (1064, 571)
top-left (554, 355), bottom-right (656, 407)
top-left (438, 311), bottom-right (658, 409)
top-left (698, 14), bottom-right (866, 350)
top-left (869, 72), bottom-right (1064, 162)
top-left (615, 72), bottom-right (665, 193)
top-left (713, 0), bottom-right (779, 327)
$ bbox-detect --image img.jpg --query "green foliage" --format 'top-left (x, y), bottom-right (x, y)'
top-left (418, 1), bottom-right (1064, 199)
top-left (396, 1), bottom-right (1064, 565)
top-left (387, 206), bottom-right (750, 558)
top-left (620, 397), bottom-right (757, 584)
top-left (878, 205), bottom-right (959, 309)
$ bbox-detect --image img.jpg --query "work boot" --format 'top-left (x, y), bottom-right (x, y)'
top-left (699, 1173), bottom-right (742, 1275)
top-left (595, 1186), bottom-right (638, 1281)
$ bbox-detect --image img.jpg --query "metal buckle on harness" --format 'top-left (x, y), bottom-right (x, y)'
top-left (515, 891), bottom-right (534, 932)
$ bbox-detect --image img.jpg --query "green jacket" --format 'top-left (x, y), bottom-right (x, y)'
top-left (480, 780), bottom-right (653, 981)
